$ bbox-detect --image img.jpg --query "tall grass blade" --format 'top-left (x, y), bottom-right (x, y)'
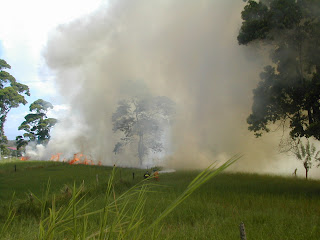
top-left (0, 192), bottom-right (16, 236)
top-left (143, 155), bottom-right (241, 233)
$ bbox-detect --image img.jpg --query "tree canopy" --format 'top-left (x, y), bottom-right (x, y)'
top-left (112, 96), bottom-right (175, 166)
top-left (17, 99), bottom-right (57, 147)
top-left (238, 0), bottom-right (320, 140)
top-left (0, 59), bottom-right (30, 144)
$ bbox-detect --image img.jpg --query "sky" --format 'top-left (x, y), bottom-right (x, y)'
top-left (0, 0), bottom-right (104, 140)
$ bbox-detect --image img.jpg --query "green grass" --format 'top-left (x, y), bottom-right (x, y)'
top-left (155, 172), bottom-right (320, 239)
top-left (0, 159), bottom-right (320, 239)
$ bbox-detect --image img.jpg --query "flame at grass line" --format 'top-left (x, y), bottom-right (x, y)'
top-left (68, 153), bottom-right (83, 164)
top-left (22, 150), bottom-right (96, 166)
top-left (49, 152), bottom-right (95, 165)
top-left (20, 156), bottom-right (30, 161)
top-left (50, 153), bottom-right (62, 161)
top-left (66, 153), bottom-right (94, 165)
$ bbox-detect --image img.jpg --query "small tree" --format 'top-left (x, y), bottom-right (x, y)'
top-left (17, 99), bottom-right (57, 147)
top-left (294, 139), bottom-right (320, 179)
top-left (112, 96), bottom-right (174, 166)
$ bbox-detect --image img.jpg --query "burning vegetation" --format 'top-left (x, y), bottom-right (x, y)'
top-left (21, 152), bottom-right (96, 166)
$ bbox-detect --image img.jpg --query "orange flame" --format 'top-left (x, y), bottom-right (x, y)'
top-left (83, 157), bottom-right (90, 165)
top-left (20, 156), bottom-right (30, 161)
top-left (67, 153), bottom-right (96, 165)
top-left (50, 153), bottom-right (62, 161)
top-left (69, 153), bottom-right (83, 165)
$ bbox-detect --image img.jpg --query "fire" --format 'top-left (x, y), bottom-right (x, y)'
top-left (50, 153), bottom-right (62, 161)
top-left (18, 152), bottom-right (99, 165)
top-left (83, 157), bottom-right (94, 165)
top-left (69, 153), bottom-right (83, 165)
top-left (68, 153), bottom-right (94, 165)
top-left (48, 152), bottom-right (98, 165)
top-left (20, 156), bottom-right (30, 161)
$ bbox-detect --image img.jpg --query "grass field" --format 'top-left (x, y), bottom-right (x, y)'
top-left (0, 159), bottom-right (320, 239)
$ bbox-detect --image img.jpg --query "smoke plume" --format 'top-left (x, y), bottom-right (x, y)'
top-left (41, 0), bottom-right (319, 177)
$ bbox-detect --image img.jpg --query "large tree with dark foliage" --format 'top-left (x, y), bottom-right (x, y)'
top-left (17, 99), bottom-right (57, 147)
top-left (238, 0), bottom-right (320, 140)
top-left (112, 96), bottom-right (174, 166)
top-left (0, 59), bottom-right (30, 147)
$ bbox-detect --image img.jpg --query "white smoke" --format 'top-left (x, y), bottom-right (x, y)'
top-left (24, 0), bottom-right (320, 178)
top-left (25, 143), bottom-right (46, 160)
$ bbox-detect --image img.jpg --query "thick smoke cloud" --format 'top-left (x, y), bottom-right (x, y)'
top-left (42, 0), bottom-right (318, 177)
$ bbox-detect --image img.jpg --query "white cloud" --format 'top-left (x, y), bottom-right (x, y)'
top-left (47, 104), bottom-right (71, 119)
top-left (27, 80), bottom-right (58, 98)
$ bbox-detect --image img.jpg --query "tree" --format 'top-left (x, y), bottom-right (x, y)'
top-left (238, 0), bottom-right (320, 140)
top-left (0, 59), bottom-right (30, 146)
top-left (293, 139), bottom-right (320, 179)
top-left (0, 145), bottom-right (10, 157)
top-left (16, 135), bottom-right (28, 150)
top-left (112, 96), bottom-right (175, 166)
top-left (17, 99), bottom-right (57, 146)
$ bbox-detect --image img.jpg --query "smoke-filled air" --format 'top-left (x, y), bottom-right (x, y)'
top-left (33, 0), bottom-right (316, 177)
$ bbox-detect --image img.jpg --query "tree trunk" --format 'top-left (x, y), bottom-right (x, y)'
top-left (305, 167), bottom-right (308, 179)
top-left (307, 108), bottom-right (313, 124)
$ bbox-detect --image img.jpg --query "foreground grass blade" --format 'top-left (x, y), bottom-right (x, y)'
top-left (143, 155), bottom-right (241, 233)
top-left (1, 156), bottom-right (239, 239)
top-left (0, 192), bottom-right (16, 236)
